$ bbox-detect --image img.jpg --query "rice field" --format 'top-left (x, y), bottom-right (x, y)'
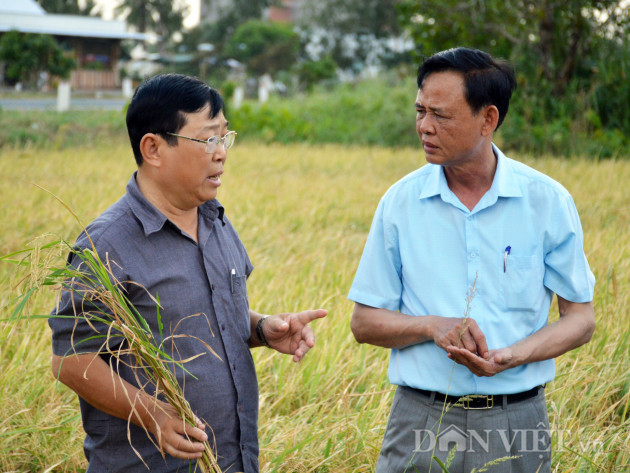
top-left (0, 142), bottom-right (628, 472)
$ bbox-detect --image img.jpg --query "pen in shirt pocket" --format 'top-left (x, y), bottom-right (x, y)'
top-left (230, 268), bottom-right (236, 294)
top-left (504, 246), bottom-right (511, 272)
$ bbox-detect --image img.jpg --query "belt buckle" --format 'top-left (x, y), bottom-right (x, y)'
top-left (462, 395), bottom-right (494, 410)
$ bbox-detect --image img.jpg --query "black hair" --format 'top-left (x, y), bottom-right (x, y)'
top-left (417, 47), bottom-right (516, 130)
top-left (126, 73), bottom-right (225, 165)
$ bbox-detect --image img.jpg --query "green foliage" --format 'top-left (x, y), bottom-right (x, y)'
top-left (294, 56), bottom-right (338, 91)
top-left (228, 77), bottom-right (418, 147)
top-left (589, 39), bottom-right (630, 134)
top-left (397, 0), bottom-right (629, 94)
top-left (227, 75), bottom-right (629, 158)
top-left (394, 0), bottom-right (630, 157)
top-left (35, 0), bottom-right (96, 15)
top-left (225, 20), bottom-right (299, 76)
top-left (177, 1), bottom-right (271, 81)
top-left (0, 110), bottom-right (126, 149)
top-left (298, 0), bottom-right (401, 38)
top-left (115, 0), bottom-right (187, 41)
top-left (1, 73), bottom-right (629, 158)
top-left (218, 0), bottom-right (270, 30)
top-left (0, 31), bottom-right (76, 86)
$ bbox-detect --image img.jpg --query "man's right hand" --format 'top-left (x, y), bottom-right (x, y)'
top-left (52, 353), bottom-right (208, 461)
top-left (148, 400), bottom-right (208, 460)
top-left (430, 316), bottom-right (489, 359)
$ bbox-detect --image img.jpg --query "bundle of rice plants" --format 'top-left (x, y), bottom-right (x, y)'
top-left (1, 194), bottom-right (225, 473)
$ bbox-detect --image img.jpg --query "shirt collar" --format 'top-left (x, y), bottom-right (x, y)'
top-left (491, 144), bottom-right (522, 198)
top-left (418, 144), bottom-right (523, 203)
top-left (199, 198), bottom-right (225, 224)
top-left (126, 172), bottom-right (225, 237)
top-left (418, 163), bottom-right (443, 200)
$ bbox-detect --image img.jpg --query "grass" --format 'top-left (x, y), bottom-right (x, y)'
top-left (0, 142), bottom-right (628, 472)
top-left (0, 110), bottom-right (126, 149)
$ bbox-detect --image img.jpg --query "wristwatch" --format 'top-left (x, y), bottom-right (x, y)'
top-left (256, 316), bottom-right (270, 347)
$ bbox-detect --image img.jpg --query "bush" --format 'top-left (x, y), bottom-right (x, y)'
top-left (229, 76), bottom-right (419, 147)
top-left (0, 31), bottom-right (76, 87)
top-left (2, 73), bottom-right (629, 158)
top-left (294, 56), bottom-right (338, 91)
top-left (225, 20), bottom-right (299, 76)
top-left (228, 74), bottom-right (629, 158)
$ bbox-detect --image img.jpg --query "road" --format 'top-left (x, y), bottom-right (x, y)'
top-left (0, 96), bottom-right (128, 111)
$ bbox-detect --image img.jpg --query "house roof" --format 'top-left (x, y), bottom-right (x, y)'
top-left (0, 0), bottom-right (146, 41)
top-left (0, 0), bottom-right (45, 15)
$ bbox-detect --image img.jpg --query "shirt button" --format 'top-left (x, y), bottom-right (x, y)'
top-left (470, 252), bottom-right (477, 258)
top-left (211, 284), bottom-right (215, 291)
top-left (238, 405), bottom-right (243, 412)
top-left (221, 324), bottom-right (226, 331)
top-left (241, 444), bottom-right (245, 451)
top-left (232, 363), bottom-right (236, 371)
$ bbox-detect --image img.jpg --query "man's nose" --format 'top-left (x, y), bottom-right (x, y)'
top-left (418, 114), bottom-right (435, 134)
top-left (213, 144), bottom-right (227, 162)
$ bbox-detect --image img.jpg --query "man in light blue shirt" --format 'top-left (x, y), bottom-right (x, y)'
top-left (349, 48), bottom-right (595, 473)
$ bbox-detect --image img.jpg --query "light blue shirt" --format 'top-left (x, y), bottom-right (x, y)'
top-left (348, 145), bottom-right (595, 396)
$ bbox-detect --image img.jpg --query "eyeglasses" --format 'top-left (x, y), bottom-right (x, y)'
top-left (166, 130), bottom-right (237, 154)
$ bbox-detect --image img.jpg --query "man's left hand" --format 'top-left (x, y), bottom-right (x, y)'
top-left (446, 346), bottom-right (514, 377)
top-left (263, 309), bottom-right (328, 362)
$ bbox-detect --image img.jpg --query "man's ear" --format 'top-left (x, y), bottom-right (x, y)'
top-left (139, 133), bottom-right (163, 168)
top-left (481, 105), bottom-right (500, 136)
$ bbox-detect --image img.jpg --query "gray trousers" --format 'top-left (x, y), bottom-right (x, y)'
top-left (375, 386), bottom-right (551, 473)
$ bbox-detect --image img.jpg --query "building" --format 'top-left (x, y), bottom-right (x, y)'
top-left (0, 0), bottom-right (146, 90)
top-left (266, 0), bottom-right (298, 23)
top-left (199, 0), bottom-right (305, 24)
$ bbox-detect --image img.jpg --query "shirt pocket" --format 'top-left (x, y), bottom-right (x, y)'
top-left (502, 254), bottom-right (541, 311)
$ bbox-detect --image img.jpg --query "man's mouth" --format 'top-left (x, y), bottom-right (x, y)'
top-left (422, 140), bottom-right (438, 150)
top-left (422, 142), bottom-right (441, 155)
top-left (208, 171), bottom-right (223, 181)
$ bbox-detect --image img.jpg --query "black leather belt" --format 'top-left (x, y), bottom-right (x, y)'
top-left (412, 385), bottom-right (542, 410)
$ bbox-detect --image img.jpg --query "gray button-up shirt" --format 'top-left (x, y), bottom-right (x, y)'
top-left (50, 174), bottom-right (259, 472)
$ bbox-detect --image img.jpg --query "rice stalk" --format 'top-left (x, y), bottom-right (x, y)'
top-left (2, 224), bottom-right (224, 473)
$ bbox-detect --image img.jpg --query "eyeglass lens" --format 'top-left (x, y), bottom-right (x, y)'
top-left (206, 132), bottom-right (236, 153)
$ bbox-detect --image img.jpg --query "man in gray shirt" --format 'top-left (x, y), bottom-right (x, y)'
top-left (49, 74), bottom-right (327, 472)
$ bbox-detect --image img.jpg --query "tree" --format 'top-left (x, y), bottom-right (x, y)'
top-left (396, 0), bottom-right (630, 155)
top-left (294, 55), bottom-right (337, 91)
top-left (0, 30), bottom-right (76, 87)
top-left (225, 20), bottom-right (299, 76)
top-left (298, 0), bottom-right (400, 38)
top-left (397, 0), bottom-right (630, 97)
top-left (295, 0), bottom-right (406, 74)
top-left (176, 0), bottom-right (272, 80)
top-left (201, 0), bottom-right (270, 31)
top-left (35, 0), bottom-right (97, 15)
top-left (115, 0), bottom-right (187, 42)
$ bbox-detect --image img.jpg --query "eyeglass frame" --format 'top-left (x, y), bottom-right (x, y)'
top-left (165, 130), bottom-right (237, 153)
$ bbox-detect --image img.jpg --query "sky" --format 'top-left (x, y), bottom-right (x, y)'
top-left (93, 0), bottom-right (201, 29)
